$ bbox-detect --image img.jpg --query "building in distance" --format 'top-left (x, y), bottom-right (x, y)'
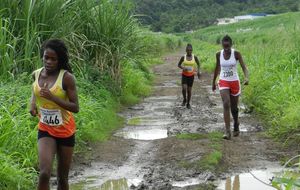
top-left (217, 13), bottom-right (268, 25)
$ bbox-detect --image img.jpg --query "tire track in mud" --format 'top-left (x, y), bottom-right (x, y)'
top-left (66, 52), bottom-right (293, 190)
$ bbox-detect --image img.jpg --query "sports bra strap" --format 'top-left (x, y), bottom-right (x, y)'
top-left (57, 70), bottom-right (66, 89)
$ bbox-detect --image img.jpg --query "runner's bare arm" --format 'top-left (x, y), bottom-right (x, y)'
top-left (177, 56), bottom-right (185, 70)
top-left (212, 52), bottom-right (221, 91)
top-left (235, 51), bottom-right (249, 85)
top-left (40, 72), bottom-right (79, 113)
top-left (195, 56), bottom-right (201, 72)
top-left (59, 72), bottom-right (79, 113)
top-left (30, 73), bottom-right (38, 116)
top-left (30, 92), bottom-right (38, 116)
top-left (195, 56), bottom-right (201, 78)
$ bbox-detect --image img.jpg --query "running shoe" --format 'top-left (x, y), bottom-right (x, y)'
top-left (223, 130), bottom-right (232, 140)
top-left (186, 104), bottom-right (191, 109)
top-left (181, 100), bottom-right (187, 106)
top-left (233, 122), bottom-right (240, 137)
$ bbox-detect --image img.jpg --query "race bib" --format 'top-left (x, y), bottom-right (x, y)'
top-left (185, 66), bottom-right (194, 72)
top-left (223, 67), bottom-right (234, 78)
top-left (40, 108), bottom-right (63, 126)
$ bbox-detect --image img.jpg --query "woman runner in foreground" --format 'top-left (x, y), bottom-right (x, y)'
top-left (178, 44), bottom-right (201, 109)
top-left (30, 39), bottom-right (79, 190)
top-left (212, 35), bottom-right (249, 140)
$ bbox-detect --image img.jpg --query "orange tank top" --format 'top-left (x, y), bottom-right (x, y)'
top-left (182, 54), bottom-right (197, 77)
top-left (32, 68), bottom-right (76, 138)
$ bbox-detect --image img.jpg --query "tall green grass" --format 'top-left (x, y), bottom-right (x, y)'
top-left (189, 12), bottom-right (300, 146)
top-left (0, 0), bottom-right (182, 81)
top-left (0, 75), bottom-right (38, 188)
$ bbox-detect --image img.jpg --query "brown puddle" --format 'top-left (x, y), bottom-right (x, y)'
top-left (114, 128), bottom-right (168, 140)
top-left (217, 168), bottom-right (281, 190)
top-left (114, 93), bottom-right (177, 141)
top-left (70, 178), bottom-right (142, 190)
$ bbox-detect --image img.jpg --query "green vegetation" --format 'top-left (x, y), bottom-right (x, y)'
top-left (0, 0), bottom-right (182, 189)
top-left (134, 0), bottom-right (300, 32)
top-left (177, 132), bottom-right (223, 171)
top-left (176, 133), bottom-right (207, 140)
top-left (198, 132), bottom-right (223, 171)
top-left (199, 151), bottom-right (223, 171)
top-left (0, 81), bottom-right (38, 189)
top-left (127, 117), bottom-right (141, 125)
top-left (273, 170), bottom-right (300, 190)
top-left (273, 156), bottom-right (300, 189)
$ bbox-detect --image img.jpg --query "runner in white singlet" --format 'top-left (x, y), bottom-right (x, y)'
top-left (219, 48), bottom-right (239, 82)
top-left (212, 35), bottom-right (249, 140)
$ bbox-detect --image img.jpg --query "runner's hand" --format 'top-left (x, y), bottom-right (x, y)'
top-left (243, 78), bottom-right (249, 85)
top-left (29, 104), bottom-right (38, 117)
top-left (40, 83), bottom-right (54, 101)
top-left (197, 72), bottom-right (201, 80)
top-left (212, 83), bottom-right (217, 92)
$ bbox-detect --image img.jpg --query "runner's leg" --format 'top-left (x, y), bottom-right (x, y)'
top-left (38, 137), bottom-right (57, 190)
top-left (186, 76), bottom-right (194, 108)
top-left (182, 76), bottom-right (187, 106)
top-left (220, 89), bottom-right (231, 139)
top-left (187, 86), bottom-right (192, 105)
top-left (230, 95), bottom-right (240, 136)
top-left (57, 145), bottom-right (74, 190)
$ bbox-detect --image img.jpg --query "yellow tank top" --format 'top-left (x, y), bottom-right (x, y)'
top-left (182, 54), bottom-right (197, 77)
top-left (32, 68), bottom-right (76, 138)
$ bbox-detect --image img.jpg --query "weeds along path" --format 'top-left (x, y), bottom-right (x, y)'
top-left (64, 51), bottom-right (293, 190)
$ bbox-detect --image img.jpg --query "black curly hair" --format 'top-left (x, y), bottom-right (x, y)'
top-left (40, 39), bottom-right (72, 73)
top-left (222, 35), bottom-right (233, 45)
top-left (186, 43), bottom-right (193, 49)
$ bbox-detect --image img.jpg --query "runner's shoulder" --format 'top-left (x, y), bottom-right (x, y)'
top-left (63, 71), bottom-right (75, 83)
top-left (216, 51), bottom-right (221, 56)
top-left (31, 67), bottom-right (43, 80)
top-left (63, 71), bottom-right (76, 88)
top-left (234, 50), bottom-right (241, 58)
top-left (194, 55), bottom-right (200, 63)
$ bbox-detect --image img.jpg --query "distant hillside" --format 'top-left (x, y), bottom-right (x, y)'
top-left (134, 0), bottom-right (300, 33)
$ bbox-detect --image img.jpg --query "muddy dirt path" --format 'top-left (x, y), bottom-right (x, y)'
top-left (66, 51), bottom-right (293, 190)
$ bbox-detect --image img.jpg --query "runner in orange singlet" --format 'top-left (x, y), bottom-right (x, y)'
top-left (178, 44), bottom-right (201, 109)
top-left (30, 39), bottom-right (79, 190)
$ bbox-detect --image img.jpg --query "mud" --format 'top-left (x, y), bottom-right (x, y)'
top-left (66, 51), bottom-right (295, 190)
